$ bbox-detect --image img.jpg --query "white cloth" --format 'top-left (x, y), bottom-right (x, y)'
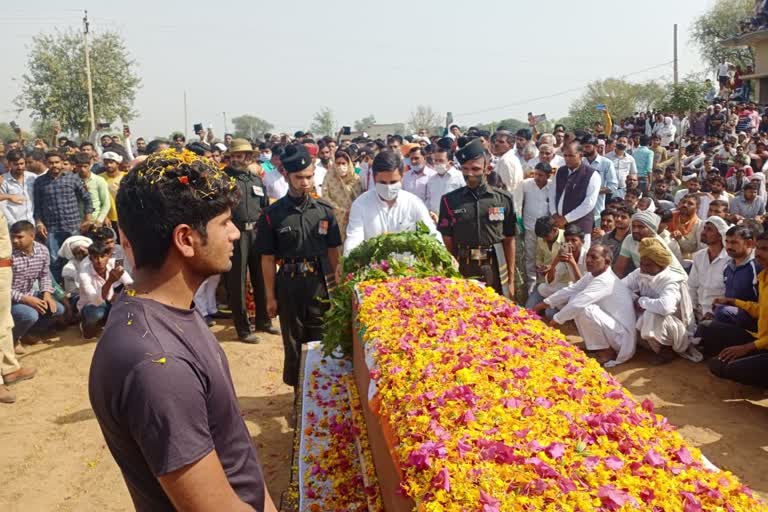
top-left (688, 247), bottom-right (728, 317)
top-left (607, 154), bottom-right (637, 194)
top-left (194, 275), bottom-right (220, 318)
top-left (343, 189), bottom-right (442, 256)
top-left (545, 269), bottom-right (637, 367)
top-left (521, 178), bottom-right (551, 231)
top-left (494, 149), bottom-right (525, 214)
top-left (77, 258), bottom-right (134, 311)
top-left (314, 163), bottom-right (328, 197)
top-left (548, 168), bottom-right (601, 224)
top-left (264, 170), bottom-right (288, 200)
top-left (401, 167), bottom-right (436, 203)
top-left (537, 248), bottom-right (587, 297)
top-left (425, 169), bottom-right (465, 214)
top-left (0, 171), bottom-right (36, 225)
top-left (623, 267), bottom-right (694, 353)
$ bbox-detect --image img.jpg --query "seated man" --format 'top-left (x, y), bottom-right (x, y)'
top-left (524, 216), bottom-right (563, 308)
top-left (10, 221), bottom-right (64, 347)
top-left (702, 231), bottom-right (768, 387)
top-left (688, 216), bottom-right (730, 321)
top-left (623, 238), bottom-right (699, 363)
top-left (614, 210), bottom-right (687, 278)
top-left (730, 182), bottom-right (766, 221)
top-left (526, 223), bottom-right (587, 315)
top-left (598, 204), bottom-right (634, 264)
top-left (58, 235), bottom-right (93, 295)
top-left (78, 242), bottom-right (133, 339)
top-left (533, 244), bottom-right (636, 367)
top-left (715, 225), bottom-right (761, 330)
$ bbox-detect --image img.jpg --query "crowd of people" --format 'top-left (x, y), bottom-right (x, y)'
top-left (1, 79), bottom-right (768, 507)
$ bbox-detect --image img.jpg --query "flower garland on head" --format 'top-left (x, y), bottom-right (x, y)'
top-left (136, 148), bottom-right (236, 199)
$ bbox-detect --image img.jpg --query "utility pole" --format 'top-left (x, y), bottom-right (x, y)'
top-left (183, 90), bottom-right (188, 139)
top-left (223, 111), bottom-right (228, 135)
top-left (673, 23), bottom-right (679, 85)
top-left (83, 10), bottom-right (96, 134)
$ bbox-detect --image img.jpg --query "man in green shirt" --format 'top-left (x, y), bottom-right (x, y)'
top-left (74, 152), bottom-right (111, 226)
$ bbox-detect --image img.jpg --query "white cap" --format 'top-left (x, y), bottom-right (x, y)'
top-left (102, 151), bottom-right (123, 163)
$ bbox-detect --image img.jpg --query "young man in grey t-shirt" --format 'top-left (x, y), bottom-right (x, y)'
top-left (89, 150), bottom-right (277, 511)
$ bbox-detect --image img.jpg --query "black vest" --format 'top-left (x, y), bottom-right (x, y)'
top-left (554, 163), bottom-right (596, 234)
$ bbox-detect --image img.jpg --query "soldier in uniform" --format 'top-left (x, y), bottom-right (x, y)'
top-left (438, 138), bottom-right (518, 299)
top-left (255, 144), bottom-right (342, 388)
top-left (224, 138), bottom-right (278, 344)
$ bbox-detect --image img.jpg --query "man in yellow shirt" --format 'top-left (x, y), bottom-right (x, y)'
top-left (703, 231), bottom-right (768, 386)
top-left (101, 152), bottom-right (125, 235)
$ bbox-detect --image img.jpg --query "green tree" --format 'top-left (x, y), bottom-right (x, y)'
top-left (15, 29), bottom-right (141, 139)
top-left (567, 79), bottom-right (666, 130)
top-left (231, 114), bottom-right (274, 140)
top-left (691, 0), bottom-right (754, 70)
top-left (407, 105), bottom-right (441, 134)
top-left (477, 118), bottom-right (528, 133)
top-left (353, 115), bottom-right (376, 132)
top-left (310, 107), bottom-right (336, 137)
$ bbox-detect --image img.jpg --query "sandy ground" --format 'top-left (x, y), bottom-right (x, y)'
top-left (1, 323), bottom-right (767, 510)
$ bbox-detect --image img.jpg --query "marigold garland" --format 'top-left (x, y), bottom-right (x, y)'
top-left (356, 277), bottom-right (766, 511)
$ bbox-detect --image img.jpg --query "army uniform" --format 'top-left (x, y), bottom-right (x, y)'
top-left (437, 139), bottom-right (518, 298)
top-left (255, 145), bottom-right (342, 387)
top-left (224, 141), bottom-right (274, 341)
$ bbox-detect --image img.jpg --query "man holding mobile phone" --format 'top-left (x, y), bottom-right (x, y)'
top-left (77, 242), bottom-right (133, 339)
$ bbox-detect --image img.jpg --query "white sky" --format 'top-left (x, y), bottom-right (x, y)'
top-left (0, 0), bottom-right (717, 139)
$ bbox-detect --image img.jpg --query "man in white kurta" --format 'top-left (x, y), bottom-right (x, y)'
top-left (539, 244), bottom-right (636, 367)
top-left (622, 238), bottom-right (699, 361)
top-left (344, 183), bottom-right (441, 256)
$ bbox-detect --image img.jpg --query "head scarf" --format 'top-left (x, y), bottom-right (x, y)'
top-left (705, 215), bottom-right (730, 242)
top-left (321, 152), bottom-right (362, 239)
top-left (632, 210), bottom-right (660, 232)
top-left (639, 238), bottom-right (672, 267)
top-left (751, 172), bottom-right (767, 200)
top-left (57, 235), bottom-right (93, 261)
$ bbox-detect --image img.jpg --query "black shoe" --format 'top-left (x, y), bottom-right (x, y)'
top-left (238, 333), bottom-right (261, 344)
top-left (204, 315), bottom-right (216, 327)
top-left (257, 325), bottom-right (280, 335)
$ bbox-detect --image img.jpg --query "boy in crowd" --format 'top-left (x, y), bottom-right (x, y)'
top-left (77, 242), bottom-right (133, 339)
top-left (521, 163), bottom-right (553, 294)
top-left (10, 221), bottom-right (64, 352)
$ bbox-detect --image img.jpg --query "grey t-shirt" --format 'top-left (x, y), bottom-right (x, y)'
top-left (89, 294), bottom-right (265, 511)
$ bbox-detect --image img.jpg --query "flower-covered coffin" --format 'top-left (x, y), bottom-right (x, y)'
top-left (352, 277), bottom-right (766, 511)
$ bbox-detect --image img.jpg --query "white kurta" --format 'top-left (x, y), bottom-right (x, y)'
top-left (425, 169), bottom-right (465, 214)
top-left (688, 247), bottom-right (728, 318)
top-left (494, 149), bottom-right (525, 214)
top-left (343, 189), bottom-right (442, 256)
top-left (544, 268), bottom-right (637, 367)
top-left (623, 267), bottom-right (694, 354)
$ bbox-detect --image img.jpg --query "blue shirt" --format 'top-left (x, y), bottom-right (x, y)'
top-left (632, 146), bottom-right (654, 178)
top-left (0, 171), bottom-right (36, 225)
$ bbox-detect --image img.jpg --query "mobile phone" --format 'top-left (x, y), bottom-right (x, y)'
top-left (595, 104), bottom-right (606, 111)
top-left (9, 121), bottom-right (19, 130)
top-left (115, 258), bottom-right (124, 267)
top-left (97, 122), bottom-right (111, 130)
top-left (342, 126), bottom-right (351, 135)
top-left (194, 123), bottom-right (203, 133)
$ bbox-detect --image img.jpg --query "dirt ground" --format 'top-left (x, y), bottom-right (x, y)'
top-left (1, 323), bottom-right (767, 511)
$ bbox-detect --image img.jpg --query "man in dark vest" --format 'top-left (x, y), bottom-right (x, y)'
top-left (548, 141), bottom-right (601, 247)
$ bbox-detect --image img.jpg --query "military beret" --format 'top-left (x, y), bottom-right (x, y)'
top-left (281, 144), bottom-right (312, 173)
top-left (455, 138), bottom-right (485, 165)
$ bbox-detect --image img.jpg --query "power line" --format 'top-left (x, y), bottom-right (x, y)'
top-left (455, 61), bottom-right (675, 117)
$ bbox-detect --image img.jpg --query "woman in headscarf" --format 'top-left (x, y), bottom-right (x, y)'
top-left (751, 172), bottom-right (767, 201)
top-left (322, 149), bottom-right (362, 240)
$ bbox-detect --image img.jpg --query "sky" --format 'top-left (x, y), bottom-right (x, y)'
top-left (0, 0), bottom-right (717, 140)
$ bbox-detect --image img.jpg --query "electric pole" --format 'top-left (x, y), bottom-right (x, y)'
top-left (183, 90), bottom-right (189, 139)
top-left (223, 111), bottom-right (228, 135)
top-left (673, 24), bottom-right (679, 85)
top-left (83, 10), bottom-right (96, 134)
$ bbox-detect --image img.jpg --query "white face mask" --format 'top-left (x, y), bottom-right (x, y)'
top-left (411, 163), bottom-right (424, 172)
top-left (359, 162), bottom-right (370, 172)
top-left (259, 153), bottom-right (271, 162)
top-left (434, 164), bottom-right (449, 175)
top-left (337, 163), bottom-right (349, 176)
top-left (375, 182), bottom-right (401, 201)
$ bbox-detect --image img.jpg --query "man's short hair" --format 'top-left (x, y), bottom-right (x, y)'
top-left (45, 150), bottom-right (63, 161)
top-left (590, 243), bottom-right (613, 262)
top-left (116, 150), bottom-right (238, 270)
top-left (10, 220), bottom-right (34, 235)
top-left (639, 135), bottom-right (650, 146)
top-left (563, 223), bottom-right (585, 239)
top-left (743, 182), bottom-right (757, 191)
top-left (709, 175), bottom-right (726, 186)
top-left (371, 150), bottom-right (403, 175)
top-left (87, 225), bottom-right (116, 243)
top-left (534, 162), bottom-right (552, 174)
top-left (88, 242), bottom-right (112, 257)
top-left (726, 225), bottom-right (754, 240)
top-left (710, 199), bottom-right (729, 210)
top-left (74, 152), bottom-right (91, 165)
top-left (534, 216), bottom-right (556, 238)
top-left (612, 204), bottom-right (635, 217)
top-left (80, 141), bottom-right (94, 150)
top-left (5, 149), bottom-right (24, 163)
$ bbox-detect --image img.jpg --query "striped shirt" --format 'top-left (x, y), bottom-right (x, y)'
top-left (11, 241), bottom-right (53, 302)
